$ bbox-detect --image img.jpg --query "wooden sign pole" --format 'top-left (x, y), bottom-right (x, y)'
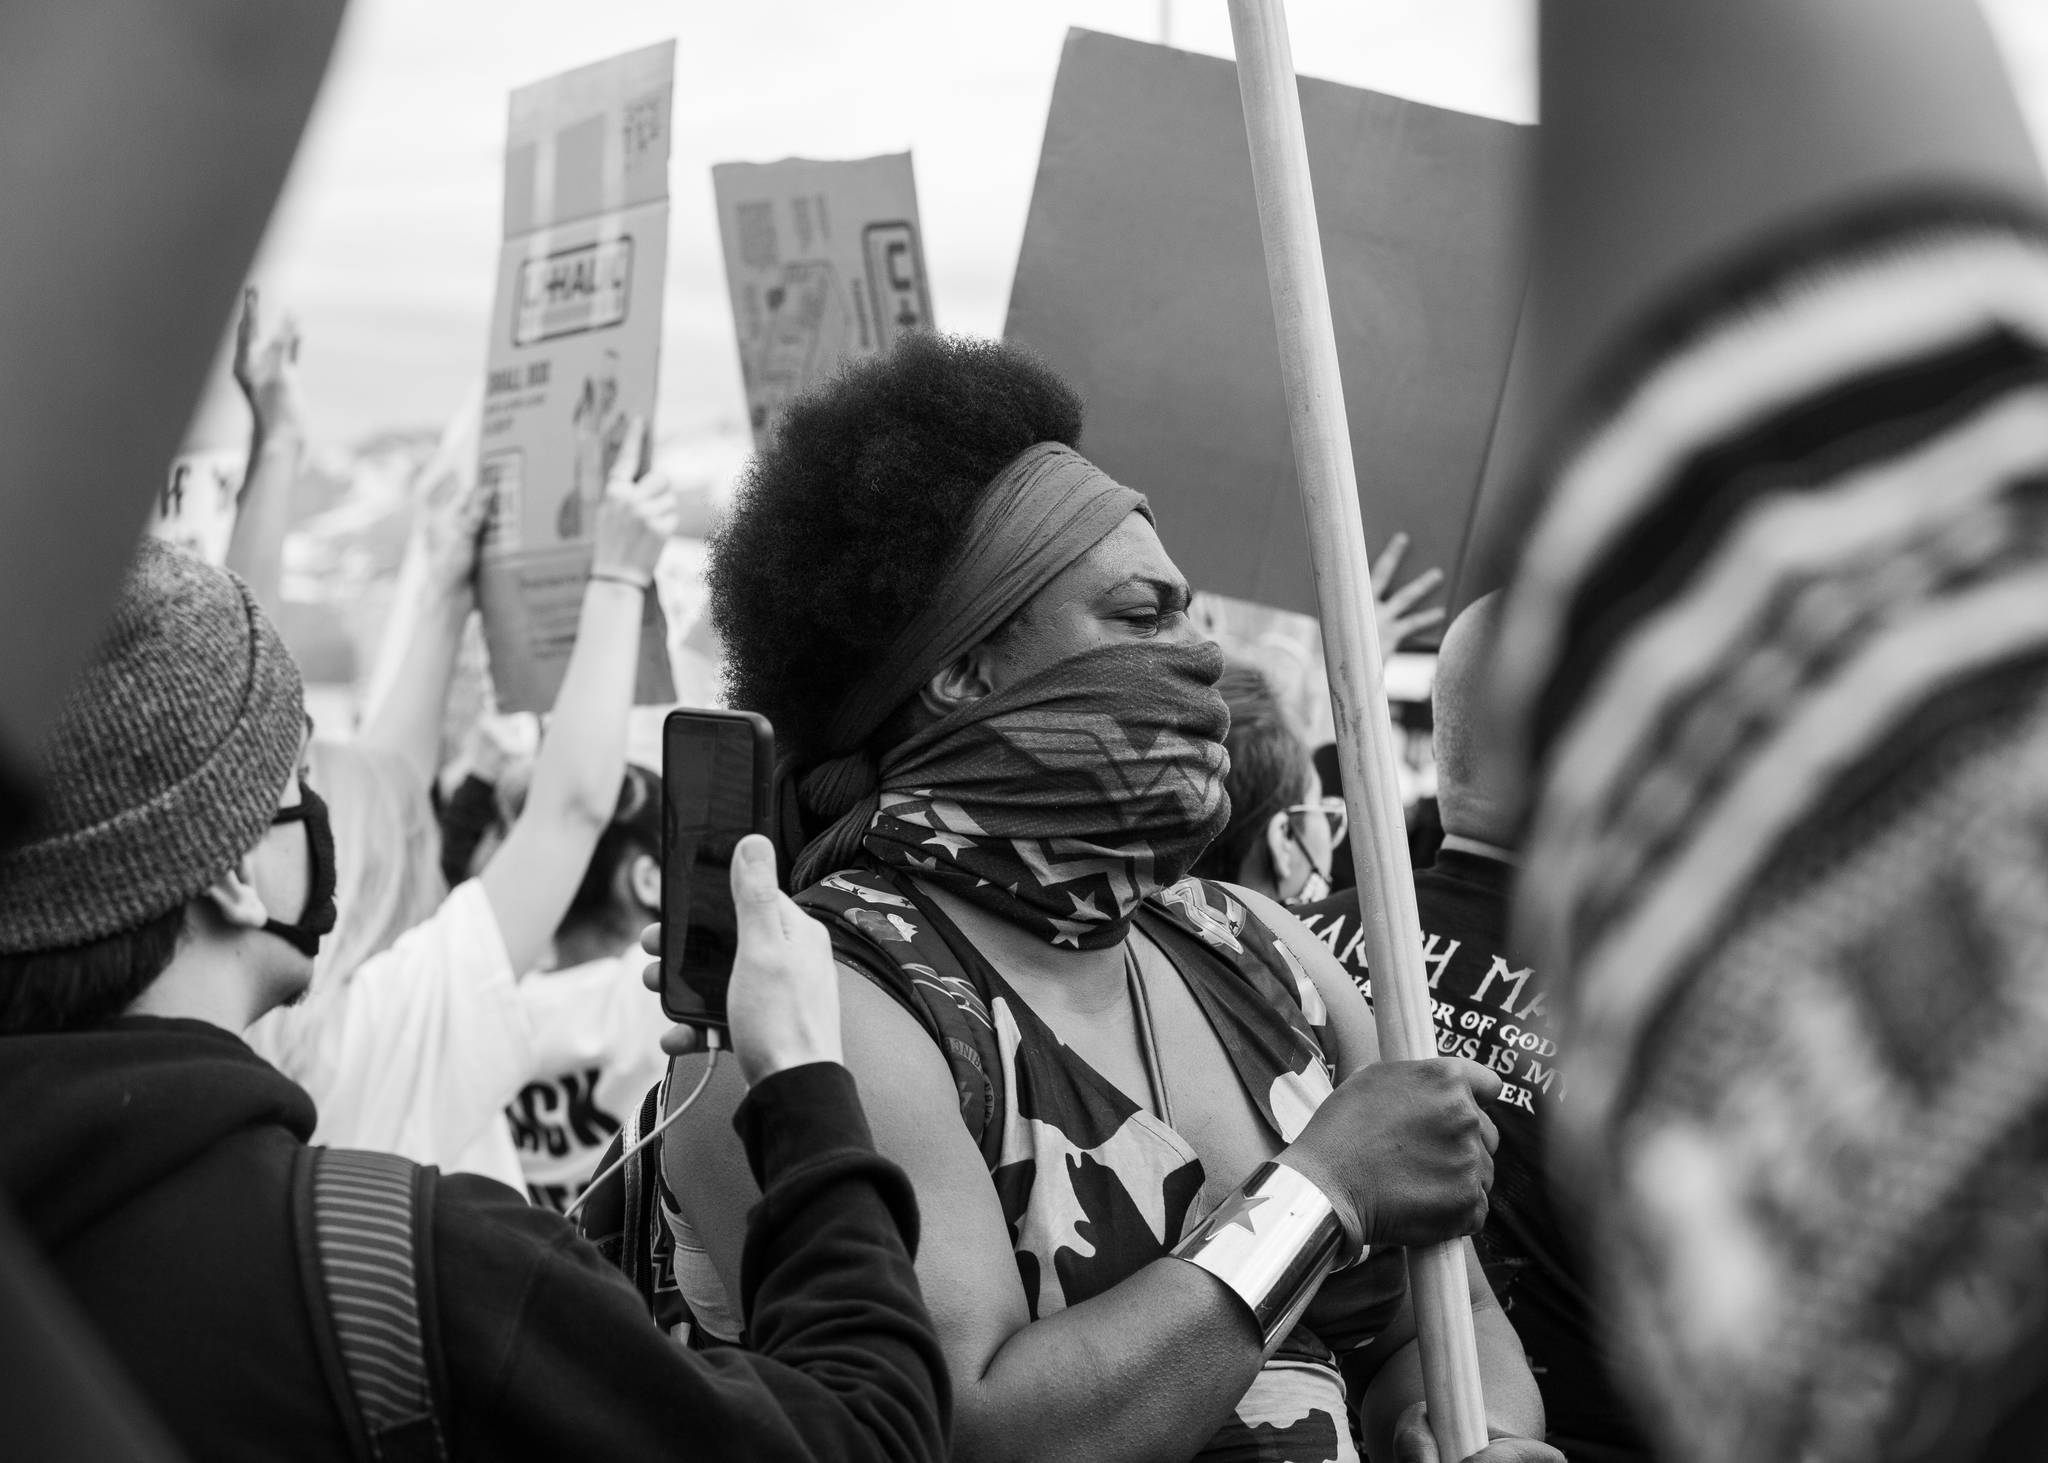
top-left (1225, 3), bottom-right (1490, 1457)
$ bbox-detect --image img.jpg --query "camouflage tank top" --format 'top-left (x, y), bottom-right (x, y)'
top-left (802, 865), bottom-right (1409, 1463)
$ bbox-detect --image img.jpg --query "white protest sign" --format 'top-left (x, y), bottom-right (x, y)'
top-left (475, 41), bottom-right (676, 713)
top-left (712, 153), bottom-right (933, 444)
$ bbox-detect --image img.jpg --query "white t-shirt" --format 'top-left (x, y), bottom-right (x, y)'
top-left (245, 879), bottom-right (531, 1190)
top-left (503, 951), bottom-right (673, 1211)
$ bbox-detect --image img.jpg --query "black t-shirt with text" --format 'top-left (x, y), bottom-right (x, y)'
top-left (1293, 847), bottom-right (1650, 1463)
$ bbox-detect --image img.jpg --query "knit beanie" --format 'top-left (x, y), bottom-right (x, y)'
top-left (0, 540), bottom-right (304, 953)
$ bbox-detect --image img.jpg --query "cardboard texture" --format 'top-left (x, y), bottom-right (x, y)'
top-left (1005, 30), bottom-right (1528, 627)
top-left (712, 153), bottom-right (933, 444)
top-left (476, 41), bottom-right (676, 712)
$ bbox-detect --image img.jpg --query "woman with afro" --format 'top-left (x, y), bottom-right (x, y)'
top-left (657, 333), bottom-right (1553, 1463)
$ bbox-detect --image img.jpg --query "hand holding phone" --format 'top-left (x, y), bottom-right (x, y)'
top-left (639, 836), bottom-right (842, 1083)
top-left (660, 709), bottom-right (775, 1033)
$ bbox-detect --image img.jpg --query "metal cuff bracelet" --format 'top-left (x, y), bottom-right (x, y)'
top-left (1168, 1160), bottom-right (1353, 1354)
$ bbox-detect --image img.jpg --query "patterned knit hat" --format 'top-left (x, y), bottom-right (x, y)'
top-left (0, 540), bottom-right (304, 953)
top-left (1501, 205), bottom-right (2048, 1463)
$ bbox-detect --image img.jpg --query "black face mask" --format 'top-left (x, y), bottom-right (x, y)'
top-left (265, 779), bottom-right (338, 957)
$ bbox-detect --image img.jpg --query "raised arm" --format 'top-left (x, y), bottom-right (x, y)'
top-left (478, 430), bottom-right (677, 976)
top-left (354, 429), bottom-right (491, 792)
top-left (223, 288), bottom-right (303, 618)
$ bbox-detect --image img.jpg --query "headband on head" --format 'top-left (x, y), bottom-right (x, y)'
top-left (793, 441), bottom-right (1149, 884)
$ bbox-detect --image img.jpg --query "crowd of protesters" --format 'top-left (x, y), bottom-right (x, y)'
top-left (8, 3), bottom-right (2048, 1463)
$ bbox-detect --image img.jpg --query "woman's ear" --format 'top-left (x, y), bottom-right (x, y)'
top-left (919, 645), bottom-right (998, 717)
top-left (628, 851), bottom-right (662, 912)
top-left (1263, 811), bottom-right (1300, 887)
top-left (200, 856), bottom-right (270, 931)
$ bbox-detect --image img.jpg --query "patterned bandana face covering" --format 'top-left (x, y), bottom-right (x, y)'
top-left (862, 639), bottom-right (1232, 949)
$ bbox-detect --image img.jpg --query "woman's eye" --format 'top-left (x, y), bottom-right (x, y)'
top-left (1122, 607), bottom-right (1183, 636)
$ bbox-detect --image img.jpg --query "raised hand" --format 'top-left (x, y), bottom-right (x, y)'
top-left (231, 286), bottom-right (304, 441)
top-left (591, 418), bottom-right (679, 589)
top-left (1372, 531), bottom-right (1446, 651)
top-left (414, 458), bottom-right (493, 600)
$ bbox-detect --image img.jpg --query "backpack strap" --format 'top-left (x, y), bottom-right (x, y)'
top-left (573, 1087), bottom-right (641, 1276)
top-left (796, 866), bottom-right (1007, 1166)
top-left (576, 1075), bottom-right (696, 1340)
top-left (292, 1148), bottom-right (448, 1463)
top-left (612, 1080), bottom-right (660, 1305)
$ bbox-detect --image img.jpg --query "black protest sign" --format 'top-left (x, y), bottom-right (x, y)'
top-left (1005, 30), bottom-right (1528, 628)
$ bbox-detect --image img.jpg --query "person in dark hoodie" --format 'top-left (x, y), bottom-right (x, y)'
top-left (1292, 594), bottom-right (1651, 1462)
top-left (0, 538), bottom-right (947, 1463)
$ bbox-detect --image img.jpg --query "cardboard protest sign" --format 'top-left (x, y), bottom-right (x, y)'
top-left (1004, 30), bottom-right (1529, 629)
top-left (147, 449), bottom-right (245, 565)
top-left (476, 42), bottom-right (675, 712)
top-left (712, 153), bottom-right (933, 444)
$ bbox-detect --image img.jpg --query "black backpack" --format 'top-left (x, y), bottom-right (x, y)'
top-left (574, 865), bottom-right (1014, 1335)
top-left (290, 1147), bottom-right (449, 1463)
top-left (573, 1080), bottom-right (688, 1335)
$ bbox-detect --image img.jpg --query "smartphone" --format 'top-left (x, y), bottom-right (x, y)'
top-left (660, 709), bottom-right (776, 1033)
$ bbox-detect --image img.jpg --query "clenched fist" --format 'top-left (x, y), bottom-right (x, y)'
top-left (1280, 1058), bottom-right (1501, 1252)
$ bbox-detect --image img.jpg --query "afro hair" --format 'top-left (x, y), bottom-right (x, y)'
top-left (708, 332), bottom-right (1084, 771)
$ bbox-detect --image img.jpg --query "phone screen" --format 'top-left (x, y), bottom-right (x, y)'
top-left (661, 712), bottom-right (771, 1028)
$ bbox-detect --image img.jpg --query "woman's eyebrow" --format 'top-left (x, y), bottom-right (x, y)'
top-left (1101, 574), bottom-right (1191, 606)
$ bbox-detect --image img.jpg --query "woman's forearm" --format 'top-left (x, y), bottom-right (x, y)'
top-left (224, 426), bottom-right (302, 621)
top-left (476, 576), bottom-right (643, 974)
top-left (954, 1259), bottom-right (1264, 1463)
top-left (1358, 1291), bottom-right (1546, 1460)
top-left (527, 578), bottom-right (641, 825)
top-left (357, 546), bottom-right (470, 790)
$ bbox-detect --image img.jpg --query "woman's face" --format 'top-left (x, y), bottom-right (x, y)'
top-left (979, 511), bottom-right (1207, 688)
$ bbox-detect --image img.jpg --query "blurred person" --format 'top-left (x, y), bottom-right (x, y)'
top-left (225, 305), bottom-right (471, 983)
top-left (249, 422), bottom-right (681, 1185)
top-left (350, 392), bottom-right (496, 800)
top-left (1502, 200), bottom-right (2048, 1462)
top-left (303, 738), bottom-right (447, 986)
top-left (659, 333), bottom-right (1557, 1463)
top-left (437, 711), bottom-right (537, 887)
top-left (505, 763), bottom-right (671, 1211)
top-left (1316, 706), bottom-right (1442, 885)
top-left (1191, 661), bottom-right (1342, 906)
top-left (1480, 4), bottom-right (2048, 1461)
top-left (353, 386), bottom-right (487, 773)
top-left (1293, 594), bottom-right (1652, 1462)
top-left (0, 540), bottom-right (947, 1459)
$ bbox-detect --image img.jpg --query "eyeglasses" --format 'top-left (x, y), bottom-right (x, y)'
top-left (1280, 796), bottom-right (1348, 846)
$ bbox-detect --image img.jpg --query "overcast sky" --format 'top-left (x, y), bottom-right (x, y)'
top-left (185, 0), bottom-right (2048, 452)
